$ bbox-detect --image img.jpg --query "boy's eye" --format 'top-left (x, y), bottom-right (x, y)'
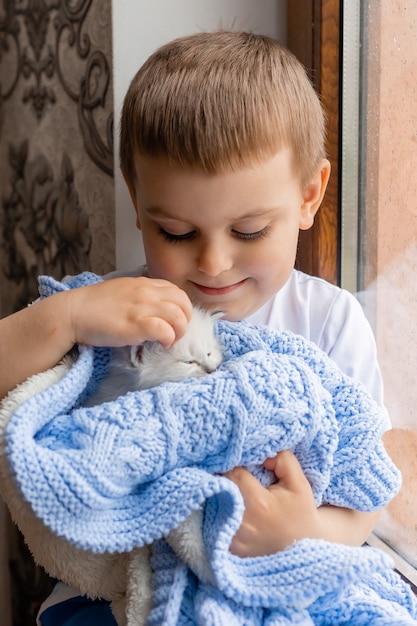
top-left (158, 227), bottom-right (196, 243)
top-left (158, 224), bottom-right (272, 243)
top-left (232, 225), bottom-right (272, 241)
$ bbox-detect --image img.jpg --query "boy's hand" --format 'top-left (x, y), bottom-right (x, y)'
top-left (0, 276), bottom-right (192, 401)
top-left (67, 276), bottom-right (193, 349)
top-left (224, 450), bottom-right (320, 557)
top-left (225, 450), bottom-right (379, 557)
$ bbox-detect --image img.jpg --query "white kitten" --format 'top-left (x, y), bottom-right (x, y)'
top-left (86, 307), bottom-right (224, 406)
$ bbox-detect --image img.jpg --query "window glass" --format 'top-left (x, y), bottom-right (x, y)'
top-left (342, 1), bottom-right (417, 568)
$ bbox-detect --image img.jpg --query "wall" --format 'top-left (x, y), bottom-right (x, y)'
top-left (112, 0), bottom-right (287, 270)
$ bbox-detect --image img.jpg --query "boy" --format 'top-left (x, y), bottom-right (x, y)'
top-left (0, 31), bottom-right (387, 624)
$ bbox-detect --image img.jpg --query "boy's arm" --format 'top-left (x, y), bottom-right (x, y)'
top-left (0, 277), bottom-right (192, 400)
top-left (0, 293), bottom-right (75, 400)
top-left (225, 450), bottom-right (380, 557)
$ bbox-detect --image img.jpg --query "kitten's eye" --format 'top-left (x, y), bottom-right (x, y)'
top-left (182, 360), bottom-right (196, 365)
top-left (207, 352), bottom-right (211, 357)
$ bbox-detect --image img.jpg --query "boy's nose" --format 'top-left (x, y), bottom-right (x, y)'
top-left (197, 241), bottom-right (233, 276)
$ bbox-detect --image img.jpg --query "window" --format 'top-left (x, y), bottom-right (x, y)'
top-left (347, 1), bottom-right (417, 584)
top-left (289, 0), bottom-right (417, 585)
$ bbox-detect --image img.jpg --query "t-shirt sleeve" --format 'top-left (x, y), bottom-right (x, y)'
top-left (318, 289), bottom-right (390, 429)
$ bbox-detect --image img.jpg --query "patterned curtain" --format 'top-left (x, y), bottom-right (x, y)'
top-left (0, 0), bottom-right (114, 621)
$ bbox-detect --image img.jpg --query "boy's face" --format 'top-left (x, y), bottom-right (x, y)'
top-left (128, 149), bottom-right (329, 321)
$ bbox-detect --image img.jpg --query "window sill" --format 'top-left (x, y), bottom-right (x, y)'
top-left (366, 532), bottom-right (417, 593)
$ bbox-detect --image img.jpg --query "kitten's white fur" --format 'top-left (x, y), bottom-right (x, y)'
top-left (87, 307), bottom-right (223, 406)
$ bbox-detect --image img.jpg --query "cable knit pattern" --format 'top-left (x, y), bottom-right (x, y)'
top-left (4, 271), bottom-right (417, 625)
top-left (147, 538), bottom-right (417, 625)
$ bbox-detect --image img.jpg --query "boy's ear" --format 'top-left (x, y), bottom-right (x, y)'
top-left (299, 159), bottom-right (331, 230)
top-left (124, 177), bottom-right (142, 230)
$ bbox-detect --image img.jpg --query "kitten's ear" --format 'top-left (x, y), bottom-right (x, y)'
top-left (130, 344), bottom-right (143, 367)
top-left (211, 310), bottom-right (226, 321)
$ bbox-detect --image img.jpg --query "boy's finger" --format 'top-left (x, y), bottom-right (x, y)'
top-left (223, 466), bottom-right (267, 499)
top-left (263, 450), bottom-right (307, 489)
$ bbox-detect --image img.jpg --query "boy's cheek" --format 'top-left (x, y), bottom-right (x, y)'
top-left (146, 253), bottom-right (184, 283)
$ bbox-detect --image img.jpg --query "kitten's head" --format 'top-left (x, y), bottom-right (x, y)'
top-left (131, 307), bottom-right (224, 389)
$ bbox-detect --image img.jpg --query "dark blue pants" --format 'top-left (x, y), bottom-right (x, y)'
top-left (39, 595), bottom-right (117, 625)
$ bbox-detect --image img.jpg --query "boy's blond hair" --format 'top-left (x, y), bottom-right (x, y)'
top-left (120, 31), bottom-right (325, 190)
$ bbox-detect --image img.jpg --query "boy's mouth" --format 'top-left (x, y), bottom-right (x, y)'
top-left (191, 279), bottom-right (248, 296)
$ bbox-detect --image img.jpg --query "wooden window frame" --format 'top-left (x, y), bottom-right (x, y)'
top-left (287, 0), bottom-right (340, 286)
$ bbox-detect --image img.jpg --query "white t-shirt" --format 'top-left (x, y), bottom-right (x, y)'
top-left (37, 268), bottom-right (389, 622)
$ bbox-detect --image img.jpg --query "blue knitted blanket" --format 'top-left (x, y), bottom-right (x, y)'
top-left (4, 272), bottom-right (417, 625)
